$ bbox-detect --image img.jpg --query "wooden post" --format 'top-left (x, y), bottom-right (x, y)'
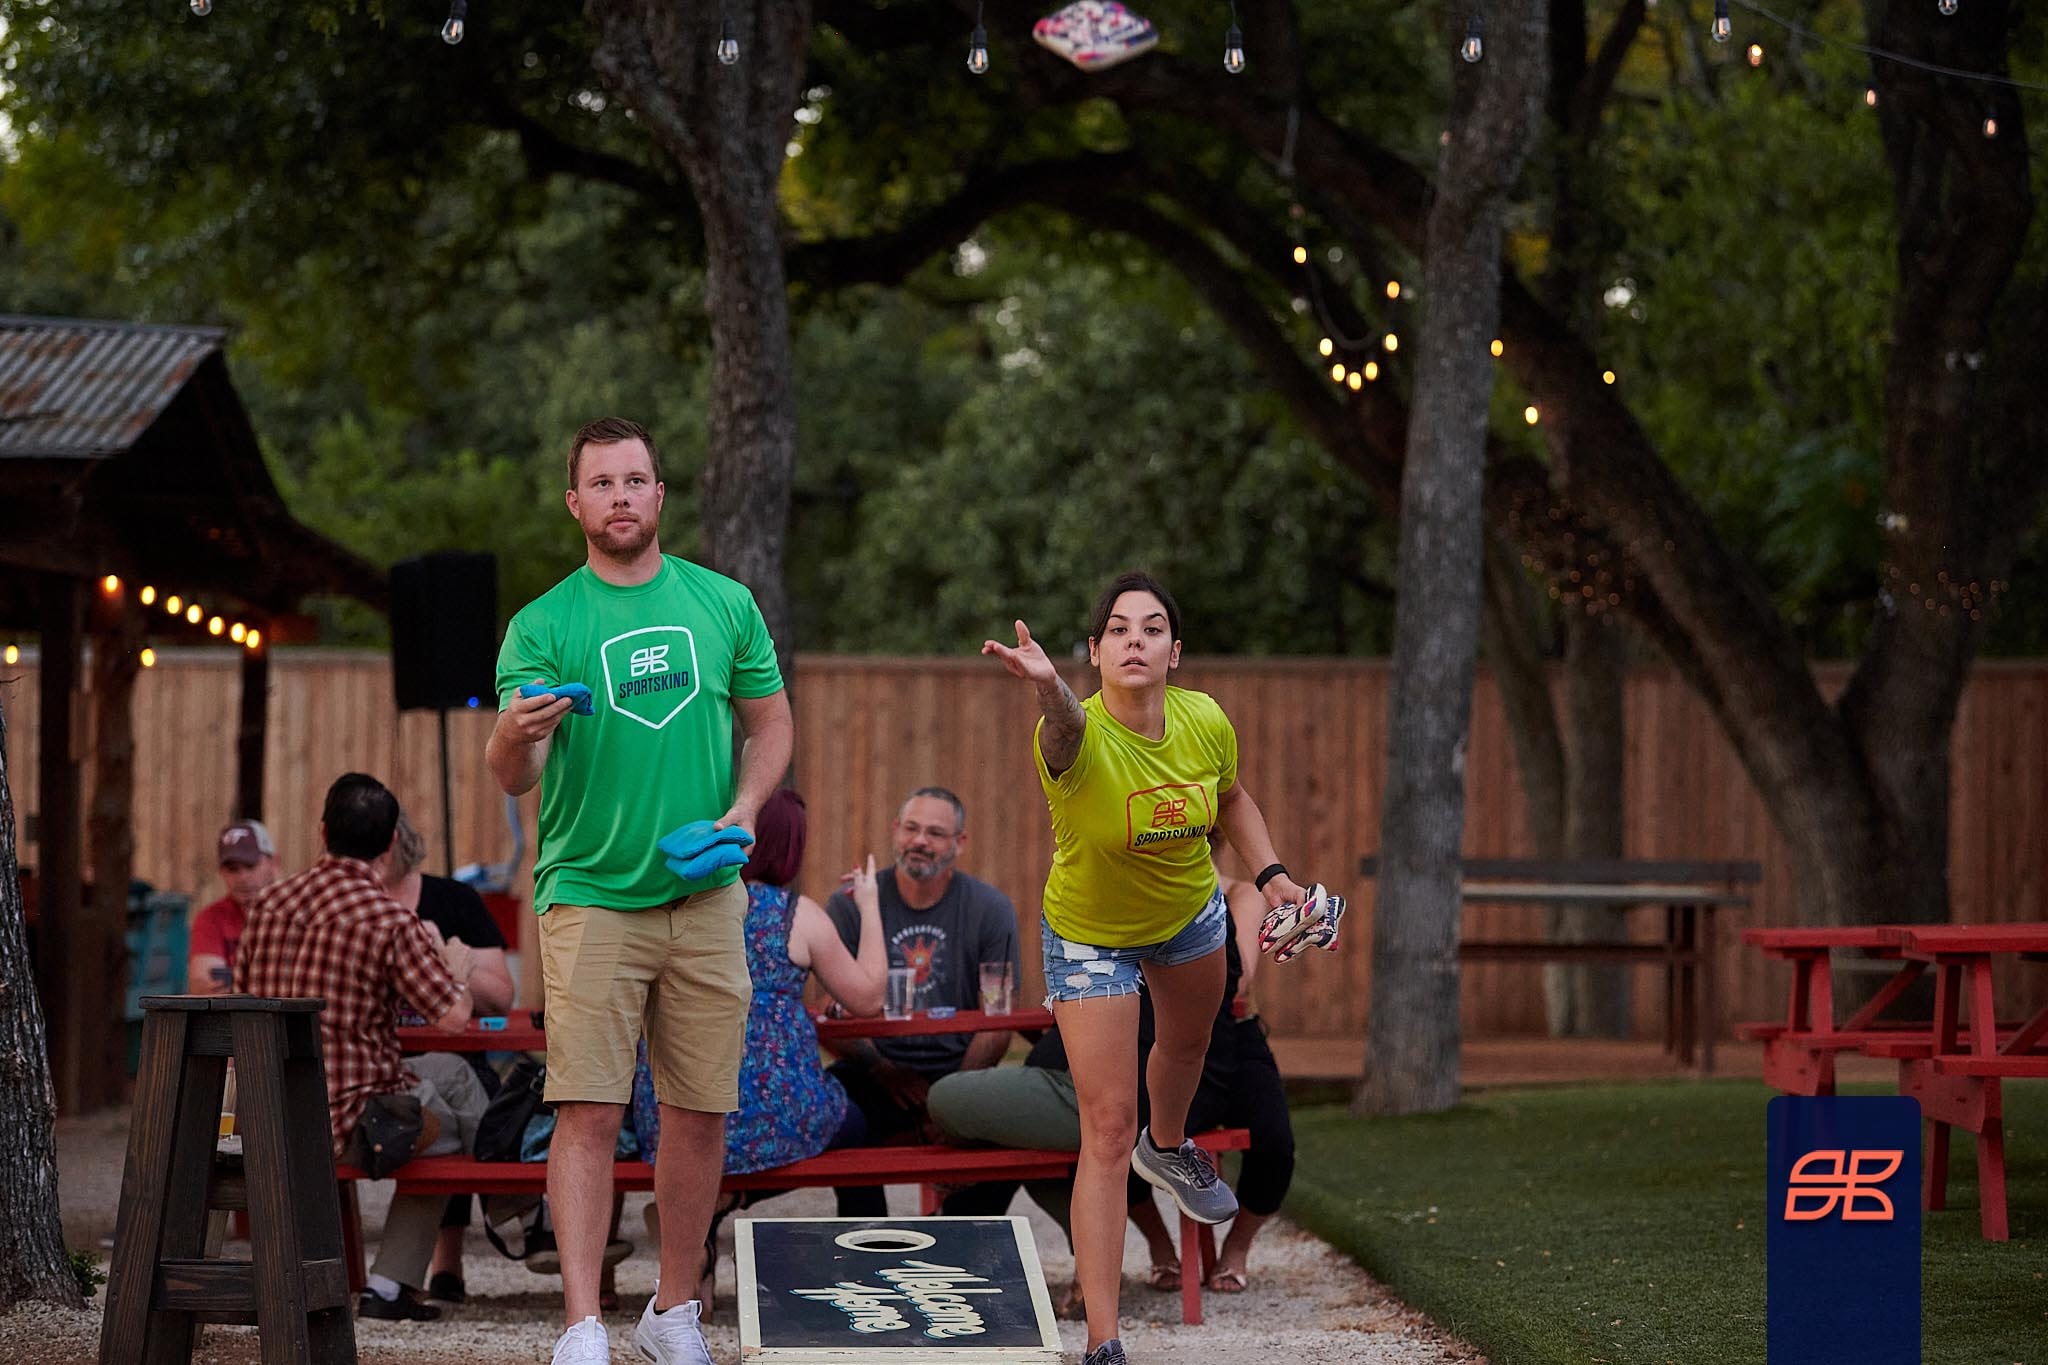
top-left (236, 641), bottom-right (269, 821)
top-left (33, 574), bottom-right (86, 1114)
top-left (84, 600), bottom-right (144, 1110)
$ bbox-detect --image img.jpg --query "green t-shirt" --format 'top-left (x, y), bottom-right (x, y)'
top-left (1033, 686), bottom-right (1237, 947)
top-left (496, 555), bottom-right (784, 913)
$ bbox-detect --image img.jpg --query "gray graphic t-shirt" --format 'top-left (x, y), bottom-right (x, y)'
top-left (825, 868), bottom-right (1020, 1076)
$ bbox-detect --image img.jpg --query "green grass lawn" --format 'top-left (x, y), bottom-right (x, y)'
top-left (1282, 1080), bottom-right (2048, 1365)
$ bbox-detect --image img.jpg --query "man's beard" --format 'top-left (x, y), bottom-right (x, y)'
top-left (589, 517), bottom-right (657, 559)
top-left (897, 850), bottom-right (957, 883)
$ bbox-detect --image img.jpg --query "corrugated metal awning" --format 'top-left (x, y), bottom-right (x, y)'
top-left (0, 315), bottom-right (226, 459)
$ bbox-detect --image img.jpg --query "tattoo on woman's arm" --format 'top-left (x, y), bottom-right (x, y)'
top-left (1037, 676), bottom-right (1087, 777)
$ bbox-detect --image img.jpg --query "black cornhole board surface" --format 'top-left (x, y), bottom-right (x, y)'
top-left (736, 1217), bottom-right (1062, 1362)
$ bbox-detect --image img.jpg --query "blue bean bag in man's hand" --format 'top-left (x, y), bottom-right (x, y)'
top-left (517, 681), bottom-right (595, 716)
top-left (658, 820), bottom-right (755, 882)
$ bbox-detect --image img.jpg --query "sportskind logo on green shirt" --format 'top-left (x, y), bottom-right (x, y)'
top-left (601, 625), bottom-right (702, 728)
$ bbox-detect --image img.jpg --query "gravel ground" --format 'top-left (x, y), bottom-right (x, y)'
top-left (19, 1106), bottom-right (1482, 1364)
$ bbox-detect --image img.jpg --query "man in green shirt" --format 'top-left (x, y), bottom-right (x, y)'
top-left (488, 416), bottom-right (793, 1365)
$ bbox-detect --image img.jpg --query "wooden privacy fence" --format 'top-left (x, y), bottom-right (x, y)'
top-left (3, 650), bottom-right (2045, 1042)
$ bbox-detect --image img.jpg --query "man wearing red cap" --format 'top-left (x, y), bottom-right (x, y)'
top-left (186, 819), bottom-right (279, 994)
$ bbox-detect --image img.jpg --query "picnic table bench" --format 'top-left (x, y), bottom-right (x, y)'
top-left (1358, 856), bottom-right (1759, 1072)
top-left (369, 1005), bottom-right (1249, 1323)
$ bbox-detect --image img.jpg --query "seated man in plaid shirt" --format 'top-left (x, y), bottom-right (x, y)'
top-left (236, 771), bottom-right (489, 1322)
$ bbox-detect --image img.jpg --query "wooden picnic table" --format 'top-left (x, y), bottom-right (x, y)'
top-left (1740, 921), bottom-right (2048, 1240)
top-left (1883, 920), bottom-right (2048, 1241)
top-left (1359, 857), bottom-right (1759, 1073)
top-left (398, 1006), bottom-right (1052, 1053)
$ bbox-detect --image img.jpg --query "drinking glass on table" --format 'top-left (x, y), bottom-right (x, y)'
top-left (978, 961), bottom-right (1015, 1016)
top-left (884, 966), bottom-right (917, 1021)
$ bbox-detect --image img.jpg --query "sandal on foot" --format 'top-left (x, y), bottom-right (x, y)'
top-left (1207, 1267), bottom-right (1249, 1292)
top-left (1146, 1261), bottom-right (1181, 1292)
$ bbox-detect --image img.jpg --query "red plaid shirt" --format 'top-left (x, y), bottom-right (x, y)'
top-left (235, 854), bottom-right (461, 1156)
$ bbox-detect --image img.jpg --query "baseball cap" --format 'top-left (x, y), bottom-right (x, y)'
top-left (217, 820), bottom-right (276, 868)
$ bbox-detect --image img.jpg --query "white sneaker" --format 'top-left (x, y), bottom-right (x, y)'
top-left (551, 1315), bottom-right (610, 1365)
top-left (635, 1290), bottom-right (713, 1365)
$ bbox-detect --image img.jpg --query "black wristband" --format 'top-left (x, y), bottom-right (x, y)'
top-left (1253, 863), bottom-right (1288, 892)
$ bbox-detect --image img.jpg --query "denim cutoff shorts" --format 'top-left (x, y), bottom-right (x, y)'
top-left (1041, 885), bottom-right (1229, 1005)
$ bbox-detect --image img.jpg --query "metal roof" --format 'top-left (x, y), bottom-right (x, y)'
top-left (0, 314), bottom-right (227, 459)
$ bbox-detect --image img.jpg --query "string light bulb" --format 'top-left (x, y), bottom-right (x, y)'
top-left (140, 585), bottom-right (157, 605)
top-left (1292, 245), bottom-right (1308, 265)
top-left (1318, 338), bottom-right (1335, 357)
top-left (1223, 3), bottom-right (1245, 74)
top-left (1383, 333), bottom-right (1399, 353)
top-left (1865, 86), bottom-right (1878, 107)
top-left (1386, 280), bottom-right (1401, 299)
top-left (1983, 112), bottom-right (1999, 138)
top-left (1524, 405), bottom-right (1541, 425)
top-left (1602, 369), bottom-right (1617, 385)
top-left (967, 2), bottom-right (989, 75)
top-left (165, 595), bottom-right (183, 615)
top-left (1712, 0), bottom-right (1731, 42)
top-left (101, 574), bottom-right (121, 595)
top-left (1460, 13), bottom-right (1484, 64)
top-left (3, 644), bottom-right (16, 665)
top-left (140, 648), bottom-right (157, 669)
top-left (1490, 339), bottom-right (1504, 357)
top-left (190, 0), bottom-right (211, 14)
top-left (1747, 42), bottom-right (1764, 67)
top-left (230, 622), bottom-right (248, 643)
top-left (246, 628), bottom-right (263, 651)
top-left (185, 604), bottom-right (203, 625)
top-left (208, 615), bottom-right (225, 636)
top-left (1346, 371), bottom-right (1363, 391)
top-left (440, 0), bottom-right (465, 45)
top-left (1938, 0), bottom-right (1958, 15)
top-left (1330, 363), bottom-right (1347, 382)
top-left (1364, 361), bottom-right (1380, 381)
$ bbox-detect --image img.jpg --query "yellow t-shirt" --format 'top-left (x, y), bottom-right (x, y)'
top-left (1034, 686), bottom-right (1238, 947)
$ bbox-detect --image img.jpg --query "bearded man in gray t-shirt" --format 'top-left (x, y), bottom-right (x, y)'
top-left (823, 786), bottom-right (1021, 1217)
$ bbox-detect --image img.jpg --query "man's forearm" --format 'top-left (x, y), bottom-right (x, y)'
top-left (485, 724), bottom-right (545, 796)
top-left (728, 703), bottom-right (794, 826)
top-left (959, 1030), bottom-right (1011, 1072)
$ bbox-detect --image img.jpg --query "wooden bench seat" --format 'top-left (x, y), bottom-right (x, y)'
top-left (336, 1128), bottom-right (1254, 1326)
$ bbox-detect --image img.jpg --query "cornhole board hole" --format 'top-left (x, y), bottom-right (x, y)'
top-left (736, 1216), bottom-right (1062, 1362)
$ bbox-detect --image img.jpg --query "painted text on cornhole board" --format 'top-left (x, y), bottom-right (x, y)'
top-left (736, 1217), bottom-right (1061, 1362)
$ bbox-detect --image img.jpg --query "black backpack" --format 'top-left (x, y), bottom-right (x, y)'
top-left (473, 1055), bottom-right (548, 1162)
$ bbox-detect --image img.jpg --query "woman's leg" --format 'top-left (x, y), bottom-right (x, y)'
top-left (1053, 991), bottom-right (1142, 1354)
top-left (1137, 947), bottom-right (1227, 1147)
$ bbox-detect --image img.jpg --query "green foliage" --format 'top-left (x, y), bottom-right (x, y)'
top-left (1288, 1082), bottom-right (2048, 1365)
top-left (68, 1248), bottom-right (105, 1302)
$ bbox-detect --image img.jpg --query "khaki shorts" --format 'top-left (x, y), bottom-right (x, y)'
top-left (537, 880), bottom-right (751, 1111)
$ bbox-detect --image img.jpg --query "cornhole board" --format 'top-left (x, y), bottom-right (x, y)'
top-left (736, 1217), bottom-right (1062, 1362)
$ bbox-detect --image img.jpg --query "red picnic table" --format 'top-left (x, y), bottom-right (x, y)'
top-left (1740, 921), bottom-right (2048, 1240)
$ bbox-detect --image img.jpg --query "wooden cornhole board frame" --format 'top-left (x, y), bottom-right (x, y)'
top-left (736, 1217), bottom-right (1062, 1362)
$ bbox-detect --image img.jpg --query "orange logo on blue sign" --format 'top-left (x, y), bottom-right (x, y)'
top-left (1783, 1149), bottom-right (1904, 1221)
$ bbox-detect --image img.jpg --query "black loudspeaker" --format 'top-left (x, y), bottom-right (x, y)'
top-left (390, 552), bottom-right (499, 711)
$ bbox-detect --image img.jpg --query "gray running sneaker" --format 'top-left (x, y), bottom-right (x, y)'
top-left (1083, 1339), bottom-right (1129, 1365)
top-left (1130, 1127), bottom-right (1239, 1225)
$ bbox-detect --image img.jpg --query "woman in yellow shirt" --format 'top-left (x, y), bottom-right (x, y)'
top-left (982, 570), bottom-right (1329, 1365)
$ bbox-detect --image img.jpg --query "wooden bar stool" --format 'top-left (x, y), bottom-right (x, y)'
top-left (100, 995), bottom-right (355, 1365)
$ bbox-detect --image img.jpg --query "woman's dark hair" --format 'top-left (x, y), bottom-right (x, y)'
top-left (742, 788), bottom-right (809, 887)
top-left (322, 772), bottom-right (400, 861)
top-left (1088, 570), bottom-right (1182, 645)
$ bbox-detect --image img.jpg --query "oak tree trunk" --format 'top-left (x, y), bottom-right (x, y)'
top-left (1360, 1), bottom-right (1549, 1116)
top-left (0, 702), bottom-right (83, 1310)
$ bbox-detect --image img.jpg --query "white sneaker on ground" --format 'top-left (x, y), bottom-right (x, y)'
top-left (551, 1315), bottom-right (610, 1365)
top-left (635, 1289), bottom-right (714, 1365)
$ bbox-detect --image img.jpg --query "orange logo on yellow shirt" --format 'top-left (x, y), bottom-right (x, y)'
top-left (1126, 783), bottom-right (1212, 853)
